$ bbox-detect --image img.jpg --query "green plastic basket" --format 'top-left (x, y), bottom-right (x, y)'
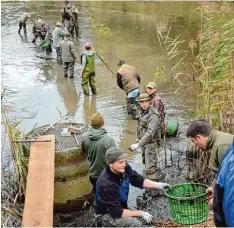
top-left (165, 183), bottom-right (209, 225)
top-left (165, 118), bottom-right (179, 136)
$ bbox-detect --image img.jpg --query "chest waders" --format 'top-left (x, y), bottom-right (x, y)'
top-left (82, 54), bottom-right (96, 96)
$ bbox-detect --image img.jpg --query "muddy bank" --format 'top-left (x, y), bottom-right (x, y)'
top-left (1, 1), bottom-right (204, 227)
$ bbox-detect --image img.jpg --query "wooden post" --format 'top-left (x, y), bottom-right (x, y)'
top-left (22, 135), bottom-right (55, 227)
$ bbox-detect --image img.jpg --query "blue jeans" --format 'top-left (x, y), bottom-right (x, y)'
top-left (127, 88), bottom-right (140, 98)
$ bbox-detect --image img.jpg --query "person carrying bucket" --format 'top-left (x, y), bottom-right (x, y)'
top-left (146, 81), bottom-right (166, 135)
top-left (32, 16), bottom-right (43, 43)
top-left (94, 147), bottom-right (170, 227)
top-left (186, 120), bottom-right (234, 226)
top-left (116, 60), bottom-right (141, 120)
top-left (129, 93), bottom-right (162, 185)
top-left (80, 42), bottom-right (96, 96)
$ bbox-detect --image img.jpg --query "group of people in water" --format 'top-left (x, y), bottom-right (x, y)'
top-left (17, 2), bottom-right (233, 226)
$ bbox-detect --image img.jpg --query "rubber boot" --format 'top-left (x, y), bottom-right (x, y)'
top-left (91, 86), bottom-right (97, 95)
top-left (126, 97), bottom-right (139, 120)
top-left (71, 30), bottom-right (74, 39)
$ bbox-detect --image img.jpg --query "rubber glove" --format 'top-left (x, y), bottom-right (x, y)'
top-left (155, 182), bottom-right (171, 190)
top-left (129, 143), bottom-right (139, 151)
top-left (140, 211), bottom-right (153, 224)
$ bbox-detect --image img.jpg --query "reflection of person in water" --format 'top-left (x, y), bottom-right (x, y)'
top-left (19, 33), bottom-right (29, 43)
top-left (56, 76), bottom-right (79, 116)
top-left (83, 95), bottom-right (97, 125)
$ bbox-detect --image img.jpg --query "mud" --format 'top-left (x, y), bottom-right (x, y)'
top-left (1, 1), bottom-right (208, 227)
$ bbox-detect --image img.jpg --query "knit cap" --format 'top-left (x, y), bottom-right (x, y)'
top-left (90, 113), bottom-right (104, 129)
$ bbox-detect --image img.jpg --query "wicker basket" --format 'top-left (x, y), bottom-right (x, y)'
top-left (165, 183), bottom-right (209, 225)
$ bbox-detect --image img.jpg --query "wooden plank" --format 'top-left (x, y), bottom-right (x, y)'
top-left (22, 135), bottom-right (55, 227)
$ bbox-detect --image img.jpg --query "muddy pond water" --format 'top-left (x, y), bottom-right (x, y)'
top-left (1, 1), bottom-right (202, 226)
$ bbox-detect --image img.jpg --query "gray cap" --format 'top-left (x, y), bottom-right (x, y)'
top-left (105, 147), bottom-right (127, 164)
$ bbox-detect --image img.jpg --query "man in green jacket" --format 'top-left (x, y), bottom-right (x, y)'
top-left (186, 120), bottom-right (234, 226)
top-left (186, 120), bottom-right (233, 172)
top-left (80, 113), bottom-right (116, 192)
top-left (80, 42), bottom-right (96, 96)
top-left (129, 93), bottom-right (161, 182)
top-left (60, 33), bottom-right (79, 78)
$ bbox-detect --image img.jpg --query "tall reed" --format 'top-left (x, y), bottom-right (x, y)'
top-left (1, 86), bottom-right (28, 226)
top-left (156, 2), bottom-right (234, 132)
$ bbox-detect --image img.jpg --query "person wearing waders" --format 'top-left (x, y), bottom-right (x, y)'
top-left (146, 82), bottom-right (166, 136)
top-left (32, 16), bottom-right (43, 43)
top-left (70, 4), bottom-right (79, 38)
top-left (186, 120), bottom-right (234, 226)
top-left (80, 113), bottom-right (116, 194)
top-left (95, 147), bottom-right (170, 227)
top-left (60, 1), bottom-right (72, 32)
top-left (40, 19), bottom-right (53, 55)
top-left (60, 33), bottom-right (79, 78)
top-left (129, 93), bottom-right (162, 190)
top-left (116, 60), bottom-right (141, 120)
top-left (52, 22), bottom-right (69, 64)
top-left (18, 12), bottom-right (32, 34)
top-left (80, 42), bottom-right (96, 96)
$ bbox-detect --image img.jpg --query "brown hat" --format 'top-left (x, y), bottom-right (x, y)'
top-left (147, 82), bottom-right (156, 89)
top-left (105, 147), bottom-right (127, 164)
top-left (136, 93), bottom-right (151, 102)
top-left (91, 113), bottom-right (104, 128)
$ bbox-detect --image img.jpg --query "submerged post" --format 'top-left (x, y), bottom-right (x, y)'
top-left (22, 135), bottom-right (55, 227)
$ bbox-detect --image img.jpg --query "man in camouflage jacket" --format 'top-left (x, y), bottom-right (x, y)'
top-left (129, 93), bottom-right (161, 181)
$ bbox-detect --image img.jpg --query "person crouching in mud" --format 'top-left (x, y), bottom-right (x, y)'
top-left (94, 147), bottom-right (170, 227)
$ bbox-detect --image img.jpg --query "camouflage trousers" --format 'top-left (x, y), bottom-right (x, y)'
top-left (64, 61), bottom-right (75, 77)
top-left (71, 21), bottom-right (79, 38)
top-left (55, 47), bottom-right (62, 65)
top-left (96, 213), bottom-right (142, 227)
top-left (82, 71), bottom-right (96, 96)
top-left (142, 143), bottom-right (160, 180)
top-left (63, 19), bottom-right (71, 32)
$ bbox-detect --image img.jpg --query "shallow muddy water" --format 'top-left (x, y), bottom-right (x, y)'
top-left (1, 1), bottom-right (202, 226)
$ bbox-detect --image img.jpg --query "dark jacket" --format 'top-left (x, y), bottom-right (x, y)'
top-left (213, 140), bottom-right (234, 227)
top-left (80, 128), bottom-right (116, 179)
top-left (95, 164), bottom-right (145, 218)
top-left (116, 64), bottom-right (141, 93)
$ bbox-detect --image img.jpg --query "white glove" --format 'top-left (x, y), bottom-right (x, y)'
top-left (156, 182), bottom-right (171, 190)
top-left (129, 143), bottom-right (139, 151)
top-left (140, 211), bottom-right (153, 224)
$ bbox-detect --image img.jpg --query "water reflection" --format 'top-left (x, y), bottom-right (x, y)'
top-left (56, 72), bottom-right (79, 116)
top-left (83, 95), bottom-right (97, 125)
top-left (18, 33), bottom-right (29, 43)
